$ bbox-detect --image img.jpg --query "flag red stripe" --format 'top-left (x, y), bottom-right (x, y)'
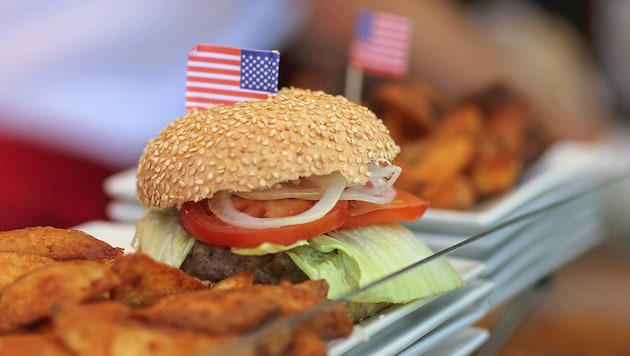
top-left (185, 97), bottom-right (240, 108)
top-left (187, 65), bottom-right (240, 76)
top-left (359, 66), bottom-right (406, 78)
top-left (192, 44), bottom-right (241, 56)
top-left (185, 87), bottom-right (270, 99)
top-left (185, 94), bottom-right (268, 106)
top-left (351, 58), bottom-right (407, 70)
top-left (352, 42), bottom-right (408, 59)
top-left (352, 58), bottom-right (407, 70)
top-left (186, 76), bottom-right (240, 86)
top-left (184, 94), bottom-right (270, 108)
top-left (188, 55), bottom-right (240, 66)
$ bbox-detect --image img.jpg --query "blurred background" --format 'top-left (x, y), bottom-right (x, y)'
top-left (2, 0), bottom-right (628, 231)
top-left (1, 0), bottom-right (630, 354)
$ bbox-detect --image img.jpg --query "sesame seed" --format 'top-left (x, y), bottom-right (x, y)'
top-left (135, 87), bottom-right (400, 209)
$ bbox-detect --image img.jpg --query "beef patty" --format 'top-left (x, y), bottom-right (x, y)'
top-left (180, 240), bottom-right (309, 284)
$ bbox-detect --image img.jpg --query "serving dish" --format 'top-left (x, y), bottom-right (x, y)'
top-left (102, 167), bottom-right (138, 203)
top-left (415, 327), bottom-right (490, 356)
top-left (330, 279), bottom-right (492, 355)
top-left (419, 191), bottom-right (602, 262)
top-left (404, 140), bottom-right (616, 235)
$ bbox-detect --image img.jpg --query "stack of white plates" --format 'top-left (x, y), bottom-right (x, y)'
top-left (405, 140), bottom-right (619, 307)
top-left (102, 167), bottom-right (144, 223)
top-left (327, 258), bottom-right (491, 356)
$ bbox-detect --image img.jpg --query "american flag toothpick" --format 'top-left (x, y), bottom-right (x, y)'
top-left (350, 11), bottom-right (412, 77)
top-left (185, 44), bottom-right (280, 109)
top-left (345, 11), bottom-right (412, 102)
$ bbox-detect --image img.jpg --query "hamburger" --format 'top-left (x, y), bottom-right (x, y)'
top-left (133, 88), bottom-right (463, 321)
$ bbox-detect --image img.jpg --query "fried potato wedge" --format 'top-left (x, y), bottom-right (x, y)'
top-left (417, 175), bottom-right (478, 210)
top-left (471, 155), bottom-right (523, 198)
top-left (110, 253), bottom-right (207, 308)
top-left (286, 329), bottom-right (327, 356)
top-left (0, 251), bottom-right (57, 291)
top-left (395, 135), bottom-right (477, 184)
top-left (135, 279), bottom-right (351, 341)
top-left (371, 82), bottom-right (443, 142)
top-left (264, 280), bottom-right (328, 315)
top-left (251, 280), bottom-right (353, 340)
top-left (0, 228), bottom-right (352, 353)
top-left (254, 326), bottom-right (327, 356)
top-left (211, 269), bottom-right (255, 290)
top-left (431, 103), bottom-right (484, 140)
top-left (0, 260), bottom-right (120, 333)
top-left (134, 288), bottom-right (281, 335)
top-left (0, 332), bottom-right (72, 356)
top-left (0, 226), bottom-right (123, 261)
top-left (368, 82), bottom-right (550, 210)
top-left (52, 302), bottom-right (233, 356)
top-left (475, 84), bottom-right (549, 164)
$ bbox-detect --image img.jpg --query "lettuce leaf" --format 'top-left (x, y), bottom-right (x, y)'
top-left (133, 208), bottom-right (196, 268)
top-left (133, 210), bottom-right (463, 304)
top-left (286, 224), bottom-right (464, 303)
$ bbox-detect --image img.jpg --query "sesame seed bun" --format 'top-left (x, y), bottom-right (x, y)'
top-left (136, 87), bottom-right (400, 209)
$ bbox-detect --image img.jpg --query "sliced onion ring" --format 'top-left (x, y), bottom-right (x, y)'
top-left (340, 185), bottom-right (397, 204)
top-left (339, 163), bottom-right (401, 204)
top-left (207, 173), bottom-right (347, 229)
top-left (234, 179), bottom-right (322, 200)
top-left (237, 163), bottom-right (402, 203)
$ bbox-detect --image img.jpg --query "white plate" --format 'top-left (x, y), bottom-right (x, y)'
top-left (488, 221), bottom-right (604, 306)
top-left (329, 279), bottom-right (493, 356)
top-left (395, 307), bottom-right (488, 356)
top-left (418, 189), bottom-right (603, 260)
top-left (73, 220), bottom-right (136, 253)
top-left (414, 216), bottom-right (533, 260)
top-left (106, 201), bottom-right (145, 223)
top-left (404, 140), bottom-right (615, 235)
top-left (103, 167), bottom-right (138, 202)
top-left (418, 327), bottom-right (490, 356)
top-left (360, 304), bottom-right (489, 356)
top-left (481, 201), bottom-right (601, 277)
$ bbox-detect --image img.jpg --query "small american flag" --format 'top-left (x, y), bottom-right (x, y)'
top-left (185, 44), bottom-right (280, 109)
top-left (349, 11), bottom-right (412, 78)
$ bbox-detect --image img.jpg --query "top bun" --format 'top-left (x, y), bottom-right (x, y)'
top-left (136, 87), bottom-right (400, 209)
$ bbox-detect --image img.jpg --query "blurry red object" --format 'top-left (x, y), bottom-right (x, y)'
top-left (0, 135), bottom-right (115, 231)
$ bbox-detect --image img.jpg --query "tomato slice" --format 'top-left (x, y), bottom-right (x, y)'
top-left (230, 195), bottom-right (314, 218)
top-left (180, 198), bottom-right (349, 248)
top-left (340, 188), bottom-right (429, 230)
